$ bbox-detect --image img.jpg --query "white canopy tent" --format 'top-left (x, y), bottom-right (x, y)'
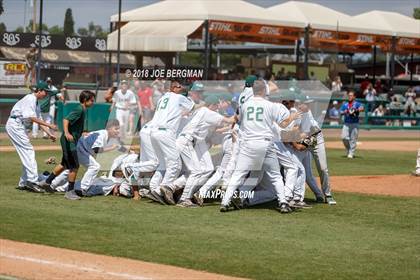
top-left (107, 0), bottom-right (306, 52)
top-left (109, 0), bottom-right (305, 27)
top-left (107, 20), bottom-right (203, 52)
top-left (353, 11), bottom-right (420, 39)
top-left (267, 1), bottom-right (393, 36)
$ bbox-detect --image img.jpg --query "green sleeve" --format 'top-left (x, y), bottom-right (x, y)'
top-left (64, 106), bottom-right (83, 125)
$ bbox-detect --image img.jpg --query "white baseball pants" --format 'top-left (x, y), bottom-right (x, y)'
top-left (6, 118), bottom-right (38, 186)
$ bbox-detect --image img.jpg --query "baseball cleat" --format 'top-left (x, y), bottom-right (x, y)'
top-left (276, 203), bottom-right (292, 214)
top-left (231, 196), bottom-right (243, 210)
top-left (192, 192), bottom-right (204, 206)
top-left (26, 181), bottom-right (45, 193)
top-left (293, 201), bottom-right (312, 209)
top-left (410, 171), bottom-right (420, 177)
top-left (325, 196), bottom-right (337, 205)
top-left (176, 199), bottom-right (199, 208)
top-left (220, 205), bottom-right (230, 212)
top-left (160, 186), bottom-right (176, 205)
top-left (316, 196), bottom-right (325, 203)
top-left (38, 180), bottom-right (55, 193)
top-left (16, 185), bottom-right (27, 191)
top-left (347, 154), bottom-right (354, 159)
top-left (64, 190), bottom-right (81, 200)
top-left (150, 190), bottom-right (167, 205)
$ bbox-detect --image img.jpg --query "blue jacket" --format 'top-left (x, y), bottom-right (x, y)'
top-left (340, 101), bottom-right (363, 124)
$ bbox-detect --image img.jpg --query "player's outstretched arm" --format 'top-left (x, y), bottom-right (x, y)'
top-left (30, 117), bottom-right (57, 131)
top-left (279, 111), bottom-right (302, 128)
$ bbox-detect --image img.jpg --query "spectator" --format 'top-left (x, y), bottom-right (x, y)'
top-left (389, 96), bottom-right (402, 116)
top-left (404, 87), bottom-right (416, 116)
top-left (363, 83), bottom-right (377, 112)
top-left (309, 71), bottom-right (317, 81)
top-left (266, 72), bottom-right (279, 95)
top-left (136, 81), bottom-right (154, 124)
top-left (360, 74), bottom-right (370, 96)
top-left (331, 76), bottom-right (343, 93)
top-left (110, 80), bottom-right (137, 137)
top-left (276, 67), bottom-right (286, 80)
top-left (328, 100), bottom-right (340, 125)
top-left (374, 79), bottom-right (383, 93)
top-left (372, 104), bottom-right (386, 125)
top-left (24, 47), bottom-right (37, 87)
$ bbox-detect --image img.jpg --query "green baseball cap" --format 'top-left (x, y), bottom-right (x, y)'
top-left (245, 75), bottom-right (257, 87)
top-left (34, 81), bottom-right (51, 92)
top-left (204, 95), bottom-right (219, 105)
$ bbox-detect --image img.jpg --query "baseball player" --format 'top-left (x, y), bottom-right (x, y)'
top-left (39, 90), bottom-right (96, 200)
top-left (149, 80), bottom-right (196, 205)
top-left (176, 95), bottom-right (234, 207)
top-left (110, 80), bottom-right (137, 137)
top-left (122, 122), bottom-right (159, 200)
top-left (340, 90), bottom-right (364, 158)
top-left (221, 79), bottom-right (300, 214)
top-left (6, 81), bottom-right (57, 192)
top-left (297, 101), bottom-right (337, 205)
top-left (32, 77), bottom-right (64, 138)
top-left (75, 119), bottom-right (123, 196)
top-left (197, 128), bottom-right (234, 202)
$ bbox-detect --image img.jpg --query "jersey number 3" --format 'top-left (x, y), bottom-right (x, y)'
top-left (246, 107), bottom-right (263, 121)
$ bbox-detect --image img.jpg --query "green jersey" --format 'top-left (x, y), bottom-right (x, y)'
top-left (39, 90), bottom-right (60, 113)
top-left (60, 103), bottom-right (86, 151)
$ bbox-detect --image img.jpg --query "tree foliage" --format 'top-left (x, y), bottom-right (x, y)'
top-left (0, 0), bottom-right (4, 16)
top-left (414, 8), bottom-right (420, 19)
top-left (0, 22), bottom-right (6, 33)
top-left (63, 8), bottom-right (75, 36)
top-left (25, 20), bottom-right (48, 33)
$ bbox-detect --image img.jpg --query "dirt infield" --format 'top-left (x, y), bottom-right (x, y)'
top-left (0, 239), bottom-right (247, 280)
top-left (331, 175), bottom-right (420, 197)
top-left (322, 129), bottom-right (420, 139)
top-left (326, 141), bottom-right (419, 152)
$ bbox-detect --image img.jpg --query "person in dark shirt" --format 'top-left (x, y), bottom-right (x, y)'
top-left (40, 90), bottom-right (96, 200)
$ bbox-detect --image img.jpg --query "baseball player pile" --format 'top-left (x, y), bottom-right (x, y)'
top-left (7, 76), bottom-right (336, 214)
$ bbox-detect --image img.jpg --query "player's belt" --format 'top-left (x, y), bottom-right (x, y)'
top-left (158, 127), bottom-right (167, 131)
top-left (10, 115), bottom-right (22, 119)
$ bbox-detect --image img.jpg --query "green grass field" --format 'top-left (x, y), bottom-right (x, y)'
top-left (0, 149), bottom-right (419, 279)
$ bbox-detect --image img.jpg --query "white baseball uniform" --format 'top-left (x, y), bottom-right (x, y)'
top-left (149, 92), bottom-right (194, 193)
top-left (176, 107), bottom-right (225, 201)
top-left (113, 89), bottom-right (137, 135)
top-left (124, 122), bottom-right (159, 184)
top-left (198, 133), bottom-right (233, 197)
top-left (302, 110), bottom-right (332, 198)
top-left (6, 93), bottom-right (41, 186)
top-left (77, 129), bottom-right (110, 193)
top-left (272, 123), bottom-right (306, 202)
top-left (221, 96), bottom-right (290, 207)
